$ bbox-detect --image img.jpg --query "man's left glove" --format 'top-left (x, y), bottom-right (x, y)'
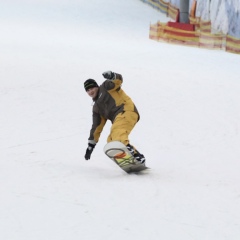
top-left (102, 71), bottom-right (115, 80)
top-left (84, 143), bottom-right (96, 160)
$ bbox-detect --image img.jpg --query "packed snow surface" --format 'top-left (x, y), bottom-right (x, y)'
top-left (0, 0), bottom-right (240, 239)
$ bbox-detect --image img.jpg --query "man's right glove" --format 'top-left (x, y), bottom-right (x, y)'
top-left (102, 71), bottom-right (115, 80)
top-left (84, 143), bottom-right (96, 160)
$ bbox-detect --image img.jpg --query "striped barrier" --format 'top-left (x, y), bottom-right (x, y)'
top-left (167, 4), bottom-right (179, 22)
top-left (199, 32), bottom-right (225, 50)
top-left (226, 35), bottom-right (240, 54)
top-left (199, 20), bottom-right (211, 33)
top-left (149, 17), bottom-right (240, 54)
top-left (189, 16), bottom-right (200, 31)
top-left (149, 22), bottom-right (199, 47)
top-left (145, 1), bottom-right (240, 54)
top-left (139, 0), bottom-right (168, 14)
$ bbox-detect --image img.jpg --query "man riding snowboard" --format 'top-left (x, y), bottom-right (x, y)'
top-left (84, 71), bottom-right (145, 163)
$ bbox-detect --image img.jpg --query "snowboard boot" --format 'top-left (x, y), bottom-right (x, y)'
top-left (126, 144), bottom-right (146, 164)
top-left (134, 153), bottom-right (146, 164)
top-left (126, 144), bottom-right (135, 155)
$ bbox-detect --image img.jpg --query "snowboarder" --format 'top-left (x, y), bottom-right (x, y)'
top-left (84, 71), bottom-right (145, 163)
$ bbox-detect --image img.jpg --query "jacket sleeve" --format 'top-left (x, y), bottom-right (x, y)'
top-left (88, 111), bottom-right (107, 144)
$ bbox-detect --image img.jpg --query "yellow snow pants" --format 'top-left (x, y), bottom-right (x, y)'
top-left (107, 111), bottom-right (139, 146)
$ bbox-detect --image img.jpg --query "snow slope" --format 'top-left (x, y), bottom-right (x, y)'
top-left (1, 0), bottom-right (240, 239)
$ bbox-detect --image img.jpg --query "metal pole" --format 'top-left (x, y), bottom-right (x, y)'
top-left (179, 0), bottom-right (190, 23)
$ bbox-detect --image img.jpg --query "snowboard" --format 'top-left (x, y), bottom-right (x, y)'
top-left (103, 141), bottom-right (149, 174)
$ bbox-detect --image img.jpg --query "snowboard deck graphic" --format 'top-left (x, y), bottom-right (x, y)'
top-left (104, 141), bottom-right (149, 174)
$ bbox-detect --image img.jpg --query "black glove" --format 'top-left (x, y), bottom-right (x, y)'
top-left (84, 143), bottom-right (96, 160)
top-left (102, 71), bottom-right (114, 80)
